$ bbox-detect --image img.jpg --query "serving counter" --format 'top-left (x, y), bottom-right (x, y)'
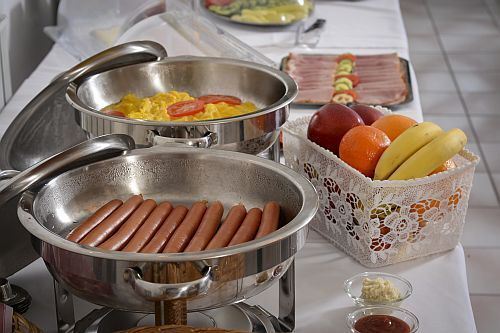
top-left (3, 0), bottom-right (476, 332)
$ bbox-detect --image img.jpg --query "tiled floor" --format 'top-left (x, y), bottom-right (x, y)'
top-left (400, 0), bottom-right (500, 331)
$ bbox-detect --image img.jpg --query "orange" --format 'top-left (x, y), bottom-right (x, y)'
top-left (371, 114), bottom-right (417, 141)
top-left (430, 159), bottom-right (456, 175)
top-left (339, 126), bottom-right (391, 178)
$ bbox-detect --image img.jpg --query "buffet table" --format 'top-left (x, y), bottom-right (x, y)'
top-left (3, 0), bottom-right (476, 332)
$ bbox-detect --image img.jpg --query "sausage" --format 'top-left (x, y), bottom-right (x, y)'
top-left (205, 204), bottom-right (247, 250)
top-left (185, 201), bottom-right (224, 252)
top-left (140, 205), bottom-right (189, 253)
top-left (255, 201), bottom-right (280, 239)
top-left (162, 201), bottom-right (207, 253)
top-left (228, 208), bottom-right (262, 246)
top-left (122, 202), bottom-right (174, 252)
top-left (79, 195), bottom-right (143, 247)
top-left (66, 199), bottom-right (123, 242)
top-left (98, 199), bottom-right (157, 251)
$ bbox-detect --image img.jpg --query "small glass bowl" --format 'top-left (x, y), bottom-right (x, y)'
top-left (346, 306), bottom-right (419, 333)
top-left (346, 305), bottom-right (419, 333)
top-left (344, 272), bottom-right (412, 307)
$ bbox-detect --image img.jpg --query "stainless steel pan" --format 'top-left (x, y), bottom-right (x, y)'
top-left (66, 52), bottom-right (298, 154)
top-left (17, 147), bottom-right (318, 312)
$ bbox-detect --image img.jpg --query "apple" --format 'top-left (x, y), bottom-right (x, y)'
top-left (350, 104), bottom-right (384, 125)
top-left (307, 103), bottom-right (364, 155)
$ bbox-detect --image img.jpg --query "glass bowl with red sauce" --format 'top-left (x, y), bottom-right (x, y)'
top-left (347, 306), bottom-right (419, 333)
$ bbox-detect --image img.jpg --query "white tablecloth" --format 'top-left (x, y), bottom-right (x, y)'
top-left (3, 0), bottom-right (475, 332)
top-left (118, 0), bottom-right (423, 122)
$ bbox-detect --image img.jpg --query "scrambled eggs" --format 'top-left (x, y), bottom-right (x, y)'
top-left (102, 91), bottom-right (258, 122)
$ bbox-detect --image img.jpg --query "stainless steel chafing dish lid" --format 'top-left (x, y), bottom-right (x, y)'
top-left (0, 40), bottom-right (167, 171)
top-left (0, 134), bottom-right (135, 206)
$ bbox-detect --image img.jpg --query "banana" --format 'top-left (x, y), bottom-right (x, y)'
top-left (374, 122), bottom-right (444, 180)
top-left (388, 128), bottom-right (467, 181)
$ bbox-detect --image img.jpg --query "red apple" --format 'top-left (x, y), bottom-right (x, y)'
top-left (307, 103), bottom-right (364, 155)
top-left (350, 104), bottom-right (384, 125)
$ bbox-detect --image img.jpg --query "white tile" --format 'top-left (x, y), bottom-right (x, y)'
top-left (435, 19), bottom-right (499, 36)
top-left (400, 0), bottom-right (425, 4)
top-left (468, 173), bottom-right (498, 207)
top-left (470, 115), bottom-right (500, 142)
top-left (428, 0), bottom-right (484, 4)
top-left (410, 53), bottom-right (448, 72)
top-left (470, 295), bottom-right (500, 333)
top-left (403, 16), bottom-right (435, 35)
top-left (448, 53), bottom-right (500, 72)
top-left (463, 208), bottom-right (500, 247)
top-left (463, 93), bottom-right (500, 115)
top-left (429, 2), bottom-right (491, 21)
top-left (456, 72), bottom-right (500, 93)
top-left (466, 143), bottom-right (486, 172)
top-left (465, 248), bottom-right (500, 294)
top-left (481, 143), bottom-right (500, 172)
top-left (485, 0), bottom-right (500, 25)
top-left (400, 0), bottom-right (428, 17)
top-left (492, 171), bottom-right (500, 190)
top-left (491, 174), bottom-right (500, 196)
top-left (416, 72), bottom-right (456, 92)
top-left (424, 115), bottom-right (476, 142)
top-left (441, 34), bottom-right (500, 53)
top-left (420, 92), bottom-right (466, 115)
top-left (408, 35), bottom-right (442, 54)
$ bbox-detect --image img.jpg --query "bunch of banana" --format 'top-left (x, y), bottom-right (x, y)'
top-left (374, 122), bottom-right (467, 181)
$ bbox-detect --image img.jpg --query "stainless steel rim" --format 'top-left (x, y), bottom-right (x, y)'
top-left (18, 147), bottom-right (318, 262)
top-left (66, 56), bottom-right (298, 127)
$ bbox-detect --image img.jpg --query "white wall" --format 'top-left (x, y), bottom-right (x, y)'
top-left (0, 0), bottom-right (57, 101)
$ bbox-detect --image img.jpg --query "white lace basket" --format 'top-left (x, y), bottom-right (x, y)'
top-left (283, 116), bottom-right (479, 267)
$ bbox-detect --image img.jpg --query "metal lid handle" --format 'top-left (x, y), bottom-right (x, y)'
top-left (57, 40), bottom-right (168, 83)
top-left (0, 134), bottom-right (135, 206)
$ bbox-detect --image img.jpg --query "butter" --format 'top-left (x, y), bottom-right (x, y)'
top-left (360, 277), bottom-right (401, 303)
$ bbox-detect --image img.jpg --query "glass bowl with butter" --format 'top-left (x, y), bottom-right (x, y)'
top-left (344, 272), bottom-right (412, 307)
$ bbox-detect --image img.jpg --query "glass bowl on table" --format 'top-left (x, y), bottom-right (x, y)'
top-left (344, 272), bottom-right (412, 307)
top-left (347, 306), bottom-right (419, 333)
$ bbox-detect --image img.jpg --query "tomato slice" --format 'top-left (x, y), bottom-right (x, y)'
top-left (198, 95), bottom-right (242, 105)
top-left (104, 110), bottom-right (126, 117)
top-left (336, 53), bottom-right (356, 63)
top-left (333, 89), bottom-right (358, 99)
top-left (335, 74), bottom-right (360, 86)
top-left (167, 100), bottom-right (206, 118)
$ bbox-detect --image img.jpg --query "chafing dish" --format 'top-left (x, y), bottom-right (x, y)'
top-left (66, 43), bottom-right (298, 154)
top-left (17, 146), bottom-right (318, 313)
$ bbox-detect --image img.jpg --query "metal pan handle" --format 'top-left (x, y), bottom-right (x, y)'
top-left (147, 130), bottom-right (217, 148)
top-left (124, 265), bottom-right (213, 301)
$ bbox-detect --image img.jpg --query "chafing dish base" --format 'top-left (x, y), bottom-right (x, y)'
top-left (71, 302), bottom-right (280, 333)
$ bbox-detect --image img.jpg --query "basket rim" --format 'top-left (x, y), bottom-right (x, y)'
top-left (282, 115), bottom-right (480, 188)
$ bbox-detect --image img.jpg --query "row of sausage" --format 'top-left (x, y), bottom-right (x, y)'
top-left (66, 195), bottom-right (281, 253)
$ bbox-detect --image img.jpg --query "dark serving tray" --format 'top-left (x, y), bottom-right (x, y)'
top-left (280, 54), bottom-right (414, 108)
